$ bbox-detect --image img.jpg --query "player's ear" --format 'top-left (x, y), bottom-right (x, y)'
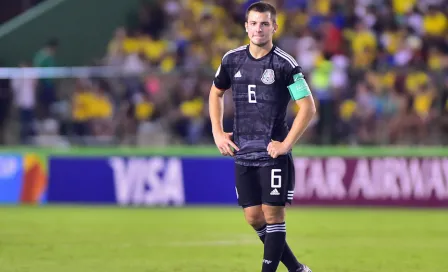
top-left (245, 22), bottom-right (248, 32)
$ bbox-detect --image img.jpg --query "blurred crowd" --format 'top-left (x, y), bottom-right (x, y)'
top-left (1, 0), bottom-right (448, 147)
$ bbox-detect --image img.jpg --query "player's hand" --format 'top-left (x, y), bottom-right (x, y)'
top-left (267, 141), bottom-right (289, 159)
top-left (213, 132), bottom-right (239, 156)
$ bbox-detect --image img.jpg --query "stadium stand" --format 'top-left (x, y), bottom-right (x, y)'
top-left (0, 0), bottom-right (45, 24)
top-left (0, 0), bottom-right (447, 146)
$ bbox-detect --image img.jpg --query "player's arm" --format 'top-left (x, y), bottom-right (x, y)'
top-left (209, 64), bottom-right (239, 156)
top-left (209, 84), bottom-right (226, 135)
top-left (268, 69), bottom-right (316, 158)
top-left (282, 95), bottom-right (316, 150)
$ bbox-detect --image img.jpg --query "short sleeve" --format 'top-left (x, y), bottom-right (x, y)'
top-left (285, 65), bottom-right (312, 101)
top-left (213, 56), bottom-right (231, 90)
top-left (286, 65), bottom-right (304, 86)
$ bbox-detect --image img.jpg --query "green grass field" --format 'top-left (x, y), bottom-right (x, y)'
top-left (0, 206), bottom-right (447, 272)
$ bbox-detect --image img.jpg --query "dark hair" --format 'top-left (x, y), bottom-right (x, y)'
top-left (245, 1), bottom-right (277, 23)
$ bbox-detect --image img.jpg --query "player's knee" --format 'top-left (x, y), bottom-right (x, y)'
top-left (262, 205), bottom-right (285, 224)
top-left (264, 214), bottom-right (285, 224)
top-left (244, 207), bottom-right (265, 228)
top-left (245, 213), bottom-right (265, 228)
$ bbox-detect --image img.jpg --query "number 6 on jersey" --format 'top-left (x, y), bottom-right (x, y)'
top-left (248, 85), bottom-right (257, 103)
top-left (271, 169), bottom-right (281, 188)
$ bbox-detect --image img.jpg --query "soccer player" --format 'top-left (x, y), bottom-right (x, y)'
top-left (209, 2), bottom-right (316, 272)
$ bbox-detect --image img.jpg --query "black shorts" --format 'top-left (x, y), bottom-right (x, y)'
top-left (234, 154), bottom-right (295, 208)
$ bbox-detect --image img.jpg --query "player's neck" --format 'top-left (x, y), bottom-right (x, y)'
top-left (248, 42), bottom-right (273, 59)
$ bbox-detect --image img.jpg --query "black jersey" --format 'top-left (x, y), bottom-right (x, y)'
top-left (213, 44), bottom-right (303, 167)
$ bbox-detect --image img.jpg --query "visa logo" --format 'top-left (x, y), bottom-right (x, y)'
top-left (108, 157), bottom-right (185, 206)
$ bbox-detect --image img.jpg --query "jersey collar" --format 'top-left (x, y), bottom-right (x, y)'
top-left (246, 44), bottom-right (276, 61)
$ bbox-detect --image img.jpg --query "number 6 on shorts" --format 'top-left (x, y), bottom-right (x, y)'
top-left (271, 169), bottom-right (282, 188)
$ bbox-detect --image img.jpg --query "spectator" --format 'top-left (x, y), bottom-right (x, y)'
top-left (11, 61), bottom-right (38, 144)
top-left (89, 80), bottom-right (115, 144)
top-left (4, 0), bottom-right (448, 147)
top-left (71, 79), bottom-right (93, 144)
top-left (0, 67), bottom-right (11, 145)
top-left (33, 38), bottom-right (59, 118)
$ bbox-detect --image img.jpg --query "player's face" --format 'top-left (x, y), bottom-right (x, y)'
top-left (245, 11), bottom-right (277, 47)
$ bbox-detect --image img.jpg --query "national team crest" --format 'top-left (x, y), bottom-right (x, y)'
top-left (261, 69), bottom-right (275, 85)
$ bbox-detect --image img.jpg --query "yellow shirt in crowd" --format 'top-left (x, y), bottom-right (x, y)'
top-left (405, 72), bottom-right (428, 94)
top-left (91, 94), bottom-right (113, 119)
top-left (72, 91), bottom-right (92, 122)
top-left (180, 98), bottom-right (204, 118)
top-left (424, 12), bottom-right (447, 36)
top-left (414, 93), bottom-right (433, 117)
top-left (72, 92), bottom-right (113, 121)
top-left (392, 0), bottom-right (416, 15)
top-left (135, 101), bottom-right (155, 121)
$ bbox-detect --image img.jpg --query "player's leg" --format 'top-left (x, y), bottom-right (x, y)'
top-left (259, 155), bottom-right (311, 272)
top-left (235, 162), bottom-right (292, 262)
top-left (235, 163), bottom-right (266, 232)
top-left (235, 161), bottom-right (311, 272)
top-left (237, 167), bottom-right (292, 270)
top-left (243, 205), bottom-right (267, 238)
top-left (246, 205), bottom-right (304, 272)
top-left (260, 204), bottom-right (287, 272)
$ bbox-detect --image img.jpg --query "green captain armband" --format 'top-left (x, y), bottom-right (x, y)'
top-left (287, 74), bottom-right (311, 101)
